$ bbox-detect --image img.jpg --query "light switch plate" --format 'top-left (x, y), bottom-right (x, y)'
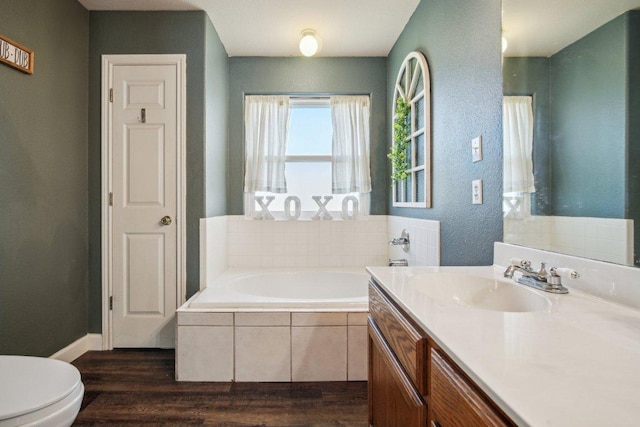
top-left (472, 179), bottom-right (483, 204)
top-left (472, 136), bottom-right (482, 162)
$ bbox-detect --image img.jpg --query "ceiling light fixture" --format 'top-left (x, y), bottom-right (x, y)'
top-left (299, 29), bottom-right (320, 57)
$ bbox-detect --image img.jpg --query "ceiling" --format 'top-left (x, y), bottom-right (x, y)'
top-left (78, 0), bottom-right (640, 58)
top-left (503, 0), bottom-right (640, 57)
top-left (77, 0), bottom-right (421, 57)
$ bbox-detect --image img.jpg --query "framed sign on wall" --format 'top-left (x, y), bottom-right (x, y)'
top-left (0, 33), bottom-right (34, 74)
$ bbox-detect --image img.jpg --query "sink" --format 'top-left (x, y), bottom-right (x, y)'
top-left (409, 272), bottom-right (551, 313)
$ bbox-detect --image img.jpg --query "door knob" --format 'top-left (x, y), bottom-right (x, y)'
top-left (160, 215), bottom-right (172, 226)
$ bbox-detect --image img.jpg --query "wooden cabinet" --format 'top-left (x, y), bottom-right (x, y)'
top-left (369, 279), bottom-right (515, 427)
top-left (369, 318), bottom-right (427, 427)
top-left (430, 349), bottom-right (513, 427)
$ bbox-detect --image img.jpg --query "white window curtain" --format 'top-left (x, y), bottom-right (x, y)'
top-left (503, 96), bottom-right (535, 194)
top-left (331, 95), bottom-right (372, 215)
top-left (243, 95), bottom-right (291, 216)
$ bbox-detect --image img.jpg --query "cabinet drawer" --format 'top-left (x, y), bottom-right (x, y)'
top-left (368, 319), bottom-right (426, 427)
top-left (369, 282), bottom-right (427, 394)
top-left (431, 349), bottom-right (514, 427)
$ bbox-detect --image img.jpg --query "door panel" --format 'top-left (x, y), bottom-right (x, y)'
top-left (125, 233), bottom-right (164, 315)
top-left (111, 63), bottom-right (178, 348)
top-left (125, 125), bottom-right (165, 205)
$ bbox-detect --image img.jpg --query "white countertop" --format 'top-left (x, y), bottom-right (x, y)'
top-left (366, 265), bottom-right (640, 427)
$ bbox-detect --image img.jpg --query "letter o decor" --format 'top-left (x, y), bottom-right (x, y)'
top-left (341, 196), bottom-right (359, 220)
top-left (284, 196), bottom-right (301, 220)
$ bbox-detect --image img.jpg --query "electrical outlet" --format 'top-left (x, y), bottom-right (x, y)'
top-left (472, 179), bottom-right (483, 204)
top-left (472, 136), bottom-right (482, 162)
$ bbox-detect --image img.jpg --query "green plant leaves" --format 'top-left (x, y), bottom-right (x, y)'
top-left (388, 96), bottom-right (411, 183)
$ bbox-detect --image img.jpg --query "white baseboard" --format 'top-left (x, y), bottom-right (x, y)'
top-left (50, 333), bottom-right (103, 362)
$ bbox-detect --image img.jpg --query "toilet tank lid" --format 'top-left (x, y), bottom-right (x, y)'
top-left (0, 356), bottom-right (82, 420)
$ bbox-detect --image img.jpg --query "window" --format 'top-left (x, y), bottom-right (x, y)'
top-left (245, 96), bottom-right (370, 220)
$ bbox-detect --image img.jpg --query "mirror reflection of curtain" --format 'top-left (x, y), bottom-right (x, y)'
top-left (503, 96), bottom-right (535, 218)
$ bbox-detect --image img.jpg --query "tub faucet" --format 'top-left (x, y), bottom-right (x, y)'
top-left (388, 258), bottom-right (408, 267)
top-left (389, 229), bottom-right (410, 252)
top-left (504, 258), bottom-right (579, 294)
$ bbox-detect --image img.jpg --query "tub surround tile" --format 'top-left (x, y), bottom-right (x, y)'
top-left (235, 326), bottom-right (291, 382)
top-left (347, 312), bottom-right (368, 326)
top-left (292, 326), bottom-right (347, 381)
top-left (347, 325), bottom-right (367, 381)
top-left (201, 215), bottom-right (440, 274)
top-left (177, 312), bottom-right (233, 326)
top-left (200, 217), bottom-right (228, 290)
top-left (224, 215), bottom-right (389, 269)
top-left (235, 312), bottom-right (290, 326)
top-left (292, 312), bottom-right (347, 326)
top-left (176, 326), bottom-right (233, 381)
top-left (387, 216), bottom-right (440, 267)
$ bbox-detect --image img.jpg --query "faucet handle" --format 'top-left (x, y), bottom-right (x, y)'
top-left (510, 257), bottom-right (532, 270)
top-left (537, 262), bottom-right (548, 276)
top-left (551, 267), bottom-right (580, 280)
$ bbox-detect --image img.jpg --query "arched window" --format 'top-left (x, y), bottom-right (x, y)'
top-left (392, 51), bottom-right (431, 208)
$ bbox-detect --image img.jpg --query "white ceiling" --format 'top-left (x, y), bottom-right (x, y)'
top-left (77, 0), bottom-right (421, 57)
top-left (503, 0), bottom-right (640, 57)
top-left (78, 0), bottom-right (640, 58)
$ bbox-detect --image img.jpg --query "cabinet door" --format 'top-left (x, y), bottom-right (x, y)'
top-left (369, 319), bottom-right (426, 427)
top-left (430, 349), bottom-right (513, 427)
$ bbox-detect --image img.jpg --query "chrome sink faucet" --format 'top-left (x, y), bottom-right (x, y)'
top-left (504, 258), bottom-right (579, 294)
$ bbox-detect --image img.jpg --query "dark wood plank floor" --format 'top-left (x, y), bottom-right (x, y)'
top-left (72, 349), bottom-right (368, 426)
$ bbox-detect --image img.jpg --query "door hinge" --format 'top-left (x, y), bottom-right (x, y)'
top-left (109, 88), bottom-right (113, 103)
top-left (109, 296), bottom-right (113, 310)
top-left (109, 192), bottom-right (113, 206)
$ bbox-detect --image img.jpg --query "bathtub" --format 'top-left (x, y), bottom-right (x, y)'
top-left (188, 268), bottom-right (369, 310)
top-left (176, 268), bottom-right (370, 382)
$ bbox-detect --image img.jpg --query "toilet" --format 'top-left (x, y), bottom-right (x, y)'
top-left (0, 356), bottom-right (84, 427)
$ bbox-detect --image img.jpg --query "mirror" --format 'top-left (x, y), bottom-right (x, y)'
top-left (502, 0), bottom-right (640, 267)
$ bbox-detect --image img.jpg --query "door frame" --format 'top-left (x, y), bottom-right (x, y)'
top-left (101, 54), bottom-right (187, 350)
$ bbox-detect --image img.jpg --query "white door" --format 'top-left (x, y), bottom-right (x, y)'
top-left (107, 58), bottom-right (184, 348)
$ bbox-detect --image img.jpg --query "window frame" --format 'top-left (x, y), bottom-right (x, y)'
top-left (251, 95), bottom-right (363, 218)
top-left (392, 51), bottom-right (431, 208)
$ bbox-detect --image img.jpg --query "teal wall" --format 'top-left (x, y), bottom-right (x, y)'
top-left (388, 0), bottom-right (503, 266)
top-left (503, 57), bottom-right (552, 215)
top-left (549, 14), bottom-right (627, 218)
top-left (226, 57), bottom-right (388, 215)
top-left (0, 0), bottom-right (89, 356)
top-left (205, 19), bottom-right (229, 217)
top-left (628, 12), bottom-right (640, 265)
top-left (89, 11), bottom-right (228, 332)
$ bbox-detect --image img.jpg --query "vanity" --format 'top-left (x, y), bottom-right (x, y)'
top-left (367, 244), bottom-right (640, 426)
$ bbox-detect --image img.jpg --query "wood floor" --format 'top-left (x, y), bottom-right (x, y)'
top-left (72, 349), bottom-right (368, 426)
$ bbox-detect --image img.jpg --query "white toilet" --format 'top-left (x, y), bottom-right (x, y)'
top-left (0, 356), bottom-right (84, 427)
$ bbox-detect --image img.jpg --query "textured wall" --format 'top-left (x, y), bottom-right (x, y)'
top-left (88, 11), bottom-right (224, 332)
top-left (226, 57), bottom-right (388, 216)
top-left (549, 14), bottom-right (626, 218)
top-left (628, 12), bottom-right (640, 265)
top-left (0, 0), bottom-right (89, 356)
top-left (205, 18), bottom-right (229, 217)
top-left (503, 57), bottom-right (551, 215)
top-left (388, 0), bottom-right (503, 266)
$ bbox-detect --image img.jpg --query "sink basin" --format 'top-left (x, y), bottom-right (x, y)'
top-left (409, 272), bottom-right (551, 313)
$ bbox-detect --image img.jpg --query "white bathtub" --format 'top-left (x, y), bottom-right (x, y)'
top-left (176, 267), bottom-right (370, 382)
top-left (187, 268), bottom-right (369, 311)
